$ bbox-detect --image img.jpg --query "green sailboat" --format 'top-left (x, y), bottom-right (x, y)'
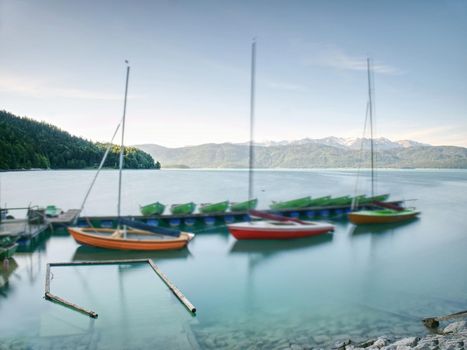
top-left (230, 199), bottom-right (258, 212)
top-left (199, 201), bottom-right (229, 214)
top-left (269, 196), bottom-right (312, 210)
top-left (139, 202), bottom-right (166, 216)
top-left (171, 202), bottom-right (196, 215)
top-left (349, 59), bottom-right (418, 225)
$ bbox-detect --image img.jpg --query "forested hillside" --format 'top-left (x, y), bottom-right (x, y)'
top-left (0, 110), bottom-right (159, 170)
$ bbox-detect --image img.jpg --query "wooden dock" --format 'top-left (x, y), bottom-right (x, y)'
top-left (0, 219), bottom-right (48, 243)
top-left (47, 209), bottom-right (81, 227)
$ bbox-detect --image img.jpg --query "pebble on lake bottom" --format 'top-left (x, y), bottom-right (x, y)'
top-left (190, 319), bottom-right (467, 350)
top-left (1, 318), bottom-right (466, 349)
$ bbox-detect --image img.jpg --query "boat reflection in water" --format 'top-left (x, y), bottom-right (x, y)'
top-left (229, 233), bottom-right (334, 275)
top-left (230, 233), bottom-right (333, 256)
top-left (0, 258), bottom-right (18, 291)
top-left (72, 245), bottom-right (191, 262)
top-left (350, 217), bottom-right (419, 236)
top-left (228, 234), bottom-right (334, 314)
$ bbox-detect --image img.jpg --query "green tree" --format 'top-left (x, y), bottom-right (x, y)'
top-left (0, 110), bottom-right (160, 170)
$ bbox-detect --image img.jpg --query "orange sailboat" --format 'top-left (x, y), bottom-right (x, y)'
top-left (68, 227), bottom-right (193, 251)
top-left (68, 62), bottom-right (193, 251)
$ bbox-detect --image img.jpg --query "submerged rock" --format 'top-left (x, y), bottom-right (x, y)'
top-left (331, 320), bottom-right (467, 350)
top-left (443, 321), bottom-right (467, 335)
top-left (356, 339), bottom-right (376, 348)
top-left (333, 339), bottom-right (351, 349)
top-left (373, 336), bottom-right (392, 348)
top-left (391, 336), bottom-right (420, 347)
top-left (313, 334), bottom-right (331, 344)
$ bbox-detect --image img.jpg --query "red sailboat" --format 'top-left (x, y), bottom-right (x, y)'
top-left (227, 40), bottom-right (334, 240)
top-left (228, 210), bottom-right (334, 240)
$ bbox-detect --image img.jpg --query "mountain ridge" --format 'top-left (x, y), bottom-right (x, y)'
top-left (233, 137), bottom-right (430, 150)
top-left (134, 139), bottom-right (467, 169)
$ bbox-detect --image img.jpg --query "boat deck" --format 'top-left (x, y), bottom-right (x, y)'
top-left (82, 228), bottom-right (182, 241)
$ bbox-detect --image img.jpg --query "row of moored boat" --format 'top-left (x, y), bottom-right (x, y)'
top-left (140, 194), bottom-right (390, 216)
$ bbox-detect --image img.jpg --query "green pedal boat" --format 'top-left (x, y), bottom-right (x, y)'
top-left (368, 193), bottom-right (390, 202)
top-left (199, 201), bottom-right (229, 214)
top-left (269, 196), bottom-right (312, 210)
top-left (45, 205), bottom-right (62, 217)
top-left (327, 196), bottom-right (352, 206)
top-left (307, 196), bottom-right (332, 207)
top-left (0, 234), bottom-right (19, 247)
top-left (230, 199), bottom-right (258, 212)
top-left (171, 202), bottom-right (196, 215)
top-left (0, 243), bottom-right (18, 259)
top-left (139, 202), bottom-right (166, 216)
top-left (353, 194), bottom-right (390, 205)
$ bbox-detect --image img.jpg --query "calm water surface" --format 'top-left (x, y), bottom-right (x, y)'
top-left (1, 169), bottom-right (466, 349)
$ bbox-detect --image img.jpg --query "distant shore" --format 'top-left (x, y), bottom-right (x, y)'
top-left (2, 167), bottom-right (467, 172)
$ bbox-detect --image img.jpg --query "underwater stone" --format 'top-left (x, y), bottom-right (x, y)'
top-left (443, 321), bottom-right (467, 334)
top-left (391, 336), bottom-right (419, 347)
top-left (356, 338), bottom-right (376, 348)
top-left (373, 338), bottom-right (387, 348)
top-left (313, 334), bottom-right (331, 344)
top-left (333, 339), bottom-right (352, 349)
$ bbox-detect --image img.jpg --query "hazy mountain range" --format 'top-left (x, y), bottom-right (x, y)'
top-left (134, 137), bottom-right (467, 169)
top-left (235, 137), bottom-right (429, 150)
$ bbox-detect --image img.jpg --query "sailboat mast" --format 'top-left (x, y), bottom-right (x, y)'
top-left (367, 58), bottom-right (375, 197)
top-left (248, 39), bottom-right (256, 203)
top-left (118, 61), bottom-right (130, 218)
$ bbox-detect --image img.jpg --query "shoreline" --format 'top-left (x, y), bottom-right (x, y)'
top-left (1, 320), bottom-right (465, 349)
top-left (2, 167), bottom-right (467, 173)
top-left (340, 321), bottom-right (466, 350)
top-left (193, 321), bottom-right (467, 349)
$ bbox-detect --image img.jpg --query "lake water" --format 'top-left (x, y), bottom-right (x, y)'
top-left (1, 169), bottom-right (467, 349)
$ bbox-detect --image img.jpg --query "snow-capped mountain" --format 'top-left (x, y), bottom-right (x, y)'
top-left (242, 137), bottom-right (430, 149)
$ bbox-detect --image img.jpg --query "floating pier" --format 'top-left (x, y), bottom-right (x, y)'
top-left (0, 218), bottom-right (48, 244)
top-left (76, 201), bottom-right (403, 231)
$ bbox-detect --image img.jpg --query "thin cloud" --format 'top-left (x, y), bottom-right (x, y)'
top-left (0, 74), bottom-right (124, 100)
top-left (264, 80), bottom-right (309, 92)
top-left (397, 126), bottom-right (455, 139)
top-left (302, 45), bottom-right (403, 75)
top-left (394, 125), bottom-right (467, 147)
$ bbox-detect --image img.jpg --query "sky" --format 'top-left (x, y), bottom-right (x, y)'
top-left (1, 0), bottom-right (466, 147)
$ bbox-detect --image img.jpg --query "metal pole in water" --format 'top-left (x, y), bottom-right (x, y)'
top-left (248, 39), bottom-right (256, 204)
top-left (367, 58), bottom-right (375, 197)
top-left (118, 61), bottom-right (130, 220)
